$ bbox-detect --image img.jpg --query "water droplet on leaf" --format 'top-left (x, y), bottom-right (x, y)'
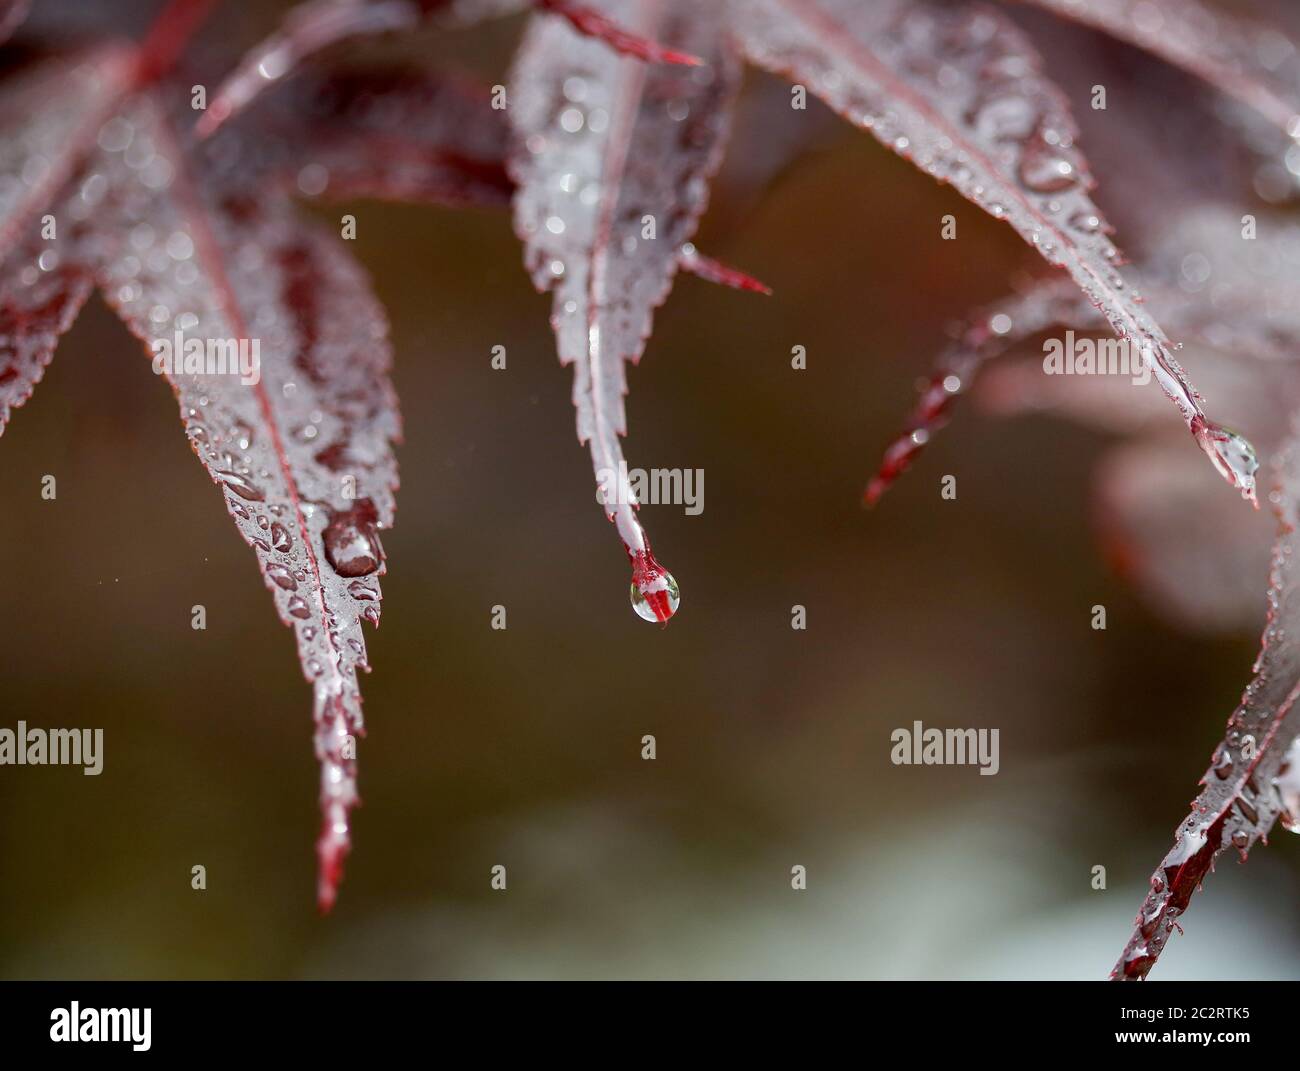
top-left (1194, 420), bottom-right (1259, 502)
top-left (266, 562), bottom-right (298, 591)
top-left (215, 469), bottom-right (265, 501)
top-left (629, 549), bottom-right (680, 623)
top-left (1018, 140), bottom-right (1078, 193)
top-left (323, 505), bottom-right (382, 577)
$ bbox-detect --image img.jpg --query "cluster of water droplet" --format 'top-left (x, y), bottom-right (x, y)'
top-left (29, 83), bottom-right (405, 902)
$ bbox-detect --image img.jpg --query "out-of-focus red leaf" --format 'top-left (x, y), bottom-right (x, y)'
top-left (0, 47), bottom-right (137, 248)
top-left (734, 0), bottom-right (1258, 501)
top-left (1093, 442), bottom-right (1273, 634)
top-left (1114, 425), bottom-right (1300, 979)
top-left (869, 203), bottom-right (1300, 504)
top-left (0, 0), bottom-right (29, 46)
top-left (262, 64), bottom-right (514, 208)
top-left (0, 47), bottom-right (138, 433)
top-left (0, 226), bottom-right (92, 437)
top-left (195, 0), bottom-right (425, 138)
top-left (196, 0), bottom-right (700, 140)
top-left (1017, 0), bottom-right (1300, 136)
top-left (865, 278), bottom-right (1086, 506)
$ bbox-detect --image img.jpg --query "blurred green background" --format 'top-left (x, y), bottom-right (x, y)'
top-left (0, 1), bottom-right (1297, 980)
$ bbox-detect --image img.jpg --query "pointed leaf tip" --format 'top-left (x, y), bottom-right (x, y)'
top-left (196, 0), bottom-right (423, 139)
top-left (866, 279), bottom-right (1087, 505)
top-left (87, 97), bottom-right (398, 910)
top-left (737, 0), bottom-right (1249, 501)
top-left (510, 1), bottom-right (737, 610)
top-left (679, 245), bottom-right (772, 294)
top-left (198, 0), bottom-right (702, 142)
top-left (1112, 424), bottom-right (1300, 978)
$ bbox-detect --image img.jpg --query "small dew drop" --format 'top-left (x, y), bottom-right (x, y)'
top-left (270, 522), bottom-right (293, 552)
top-left (1018, 141), bottom-right (1078, 193)
top-left (266, 562), bottom-right (297, 591)
top-left (215, 469), bottom-right (265, 501)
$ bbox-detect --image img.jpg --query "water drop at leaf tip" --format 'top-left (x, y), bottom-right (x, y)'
top-left (629, 551), bottom-right (680, 624)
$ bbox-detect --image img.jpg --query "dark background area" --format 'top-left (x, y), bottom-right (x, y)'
top-left (0, 1), bottom-right (1297, 979)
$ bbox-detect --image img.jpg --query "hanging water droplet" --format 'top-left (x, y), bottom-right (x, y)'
top-left (630, 574), bottom-right (679, 623)
top-left (629, 548), bottom-right (680, 624)
top-left (1194, 419), bottom-right (1259, 501)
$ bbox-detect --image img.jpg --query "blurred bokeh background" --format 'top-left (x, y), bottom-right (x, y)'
top-left (1, 0), bottom-right (1298, 979)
